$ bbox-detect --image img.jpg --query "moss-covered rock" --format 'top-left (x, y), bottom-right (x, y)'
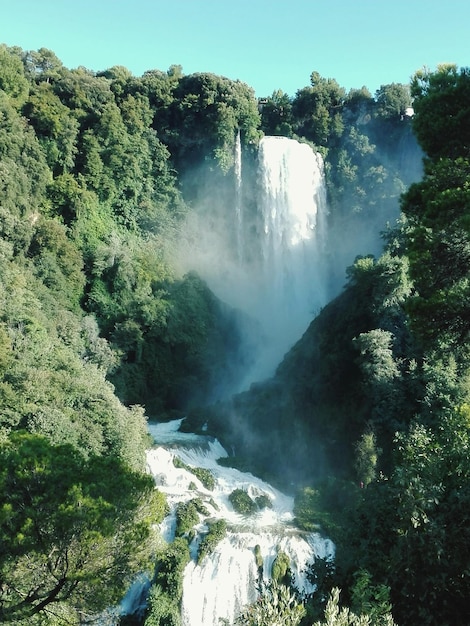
top-left (271, 550), bottom-right (291, 585)
top-left (197, 519), bottom-right (227, 564)
top-left (228, 488), bottom-right (258, 515)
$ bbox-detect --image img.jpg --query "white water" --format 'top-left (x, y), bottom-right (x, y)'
top-left (146, 420), bottom-right (334, 626)
top-left (234, 129), bottom-right (243, 262)
top-left (177, 135), bottom-right (329, 390)
top-left (248, 136), bottom-right (328, 384)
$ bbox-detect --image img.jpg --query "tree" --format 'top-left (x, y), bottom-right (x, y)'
top-left (0, 45), bottom-right (29, 108)
top-left (0, 92), bottom-right (51, 254)
top-left (353, 329), bottom-right (402, 430)
top-left (374, 83), bottom-right (411, 120)
top-left (260, 89), bottom-right (293, 136)
top-left (410, 64), bottom-right (470, 160)
top-left (402, 155), bottom-right (470, 352)
top-left (22, 47), bottom-right (64, 83)
top-left (354, 432), bottom-right (379, 487)
top-left (292, 71), bottom-right (345, 147)
top-left (313, 587), bottom-right (396, 626)
top-left (345, 406), bottom-right (470, 626)
top-left (23, 82), bottom-right (79, 174)
top-left (144, 537), bottom-right (190, 626)
top-left (0, 432), bottom-right (163, 623)
top-left (168, 72), bottom-right (260, 171)
top-left (232, 580), bottom-right (305, 626)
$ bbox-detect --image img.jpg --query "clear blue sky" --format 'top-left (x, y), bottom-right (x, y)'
top-left (1, 0), bottom-right (469, 97)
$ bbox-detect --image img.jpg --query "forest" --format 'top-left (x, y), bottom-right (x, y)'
top-left (0, 42), bottom-right (469, 625)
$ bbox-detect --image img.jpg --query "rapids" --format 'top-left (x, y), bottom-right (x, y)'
top-left (145, 419), bottom-right (334, 626)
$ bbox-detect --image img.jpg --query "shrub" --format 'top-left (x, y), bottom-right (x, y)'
top-left (271, 550), bottom-right (291, 584)
top-left (228, 489), bottom-right (257, 515)
top-left (197, 519), bottom-right (227, 564)
top-left (255, 494), bottom-right (273, 509)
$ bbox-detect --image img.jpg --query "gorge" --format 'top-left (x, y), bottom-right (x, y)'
top-left (128, 134), bottom-right (404, 625)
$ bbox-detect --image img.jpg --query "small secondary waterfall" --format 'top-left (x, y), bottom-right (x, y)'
top-left (146, 420), bottom-right (334, 626)
top-left (234, 129), bottom-right (243, 262)
top-left (178, 135), bottom-right (329, 389)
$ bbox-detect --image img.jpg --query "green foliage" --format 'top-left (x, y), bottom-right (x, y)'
top-left (254, 544), bottom-right (264, 569)
top-left (260, 89), bottom-right (294, 136)
top-left (338, 388), bottom-right (470, 625)
top-left (145, 538), bottom-right (190, 626)
top-left (232, 580), bottom-right (305, 626)
top-left (254, 494), bottom-right (272, 509)
top-left (294, 487), bottom-right (324, 531)
top-left (24, 82), bottom-right (79, 174)
top-left (402, 155), bottom-right (470, 353)
top-left (292, 71), bottom-right (346, 147)
top-left (191, 467), bottom-right (216, 490)
top-left (0, 432), bottom-right (162, 622)
top-left (0, 44), bottom-right (29, 107)
top-left (294, 481), bottom-right (360, 540)
top-left (28, 216), bottom-right (86, 310)
top-left (353, 432), bottom-right (379, 487)
top-left (175, 498), bottom-right (208, 537)
top-left (312, 587), bottom-right (397, 626)
top-left (169, 72), bottom-right (261, 172)
top-left (0, 91), bottom-right (51, 234)
top-left (374, 83), bottom-right (411, 120)
top-left (197, 519), bottom-right (227, 564)
top-left (411, 64), bottom-right (470, 160)
top-left (153, 537), bottom-right (190, 600)
top-left (22, 47), bottom-right (64, 83)
top-left (305, 556), bottom-right (337, 621)
top-left (350, 570), bottom-right (394, 625)
top-left (229, 489), bottom-right (258, 515)
top-left (354, 330), bottom-right (400, 386)
top-left (144, 585), bottom-right (181, 626)
top-left (353, 330), bottom-right (403, 431)
top-left (270, 550), bottom-right (290, 584)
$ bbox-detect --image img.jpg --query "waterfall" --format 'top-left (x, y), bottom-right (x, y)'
top-left (234, 129), bottom-right (243, 262)
top-left (177, 135), bottom-right (329, 389)
top-left (145, 420), bottom-right (334, 626)
top-left (248, 136), bottom-right (328, 383)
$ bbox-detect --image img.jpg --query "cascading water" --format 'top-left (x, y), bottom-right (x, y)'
top-left (234, 129), bottom-right (243, 263)
top-left (177, 135), bottom-right (329, 390)
top-left (146, 420), bottom-right (334, 626)
top-left (246, 136), bottom-right (328, 384)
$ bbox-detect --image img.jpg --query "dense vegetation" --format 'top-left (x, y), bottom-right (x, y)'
top-left (0, 39), bottom-right (468, 625)
top-left (0, 43), bottom-right (260, 623)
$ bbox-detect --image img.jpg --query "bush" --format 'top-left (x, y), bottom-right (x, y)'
top-left (255, 494), bottom-right (273, 509)
top-left (175, 498), bottom-right (209, 537)
top-left (197, 519), bottom-right (227, 564)
top-left (175, 501), bottom-right (199, 537)
top-left (271, 550), bottom-right (291, 584)
top-left (228, 489), bottom-right (258, 515)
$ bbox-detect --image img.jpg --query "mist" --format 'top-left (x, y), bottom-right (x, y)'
top-left (176, 136), bottom-right (335, 394)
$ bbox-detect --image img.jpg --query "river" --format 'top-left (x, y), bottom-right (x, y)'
top-left (143, 419), bottom-right (334, 626)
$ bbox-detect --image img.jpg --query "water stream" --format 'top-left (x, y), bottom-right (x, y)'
top-left (145, 419), bottom-right (334, 626)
